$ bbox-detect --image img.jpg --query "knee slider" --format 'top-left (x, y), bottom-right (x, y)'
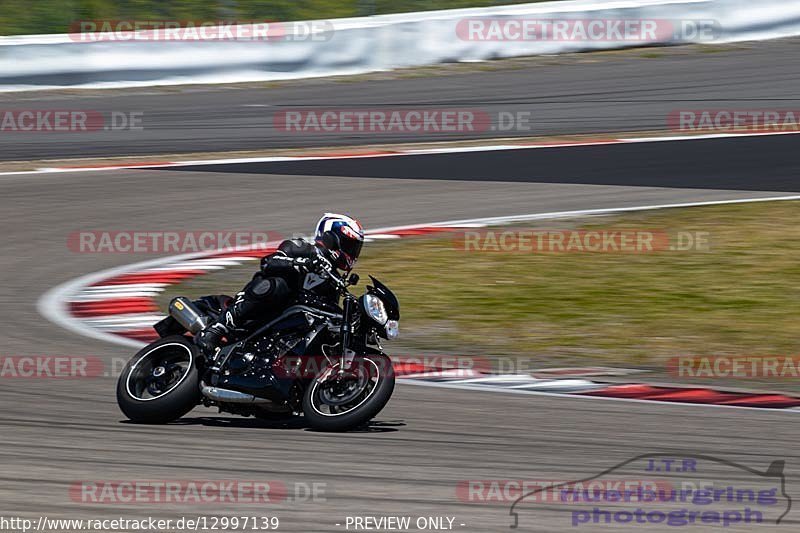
top-left (245, 278), bottom-right (275, 299)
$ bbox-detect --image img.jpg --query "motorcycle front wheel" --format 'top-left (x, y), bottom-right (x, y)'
top-left (302, 354), bottom-right (395, 431)
top-left (116, 335), bottom-right (202, 423)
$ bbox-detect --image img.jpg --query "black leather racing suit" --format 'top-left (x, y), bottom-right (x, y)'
top-left (196, 238), bottom-right (338, 353)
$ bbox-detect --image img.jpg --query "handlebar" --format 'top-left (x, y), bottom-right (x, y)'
top-left (293, 255), bottom-right (350, 293)
top-left (322, 267), bottom-right (349, 292)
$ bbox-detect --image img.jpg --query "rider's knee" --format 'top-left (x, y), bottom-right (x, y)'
top-left (244, 276), bottom-right (289, 303)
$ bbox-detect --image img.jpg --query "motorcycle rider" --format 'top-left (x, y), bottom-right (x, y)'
top-left (195, 213), bottom-right (365, 355)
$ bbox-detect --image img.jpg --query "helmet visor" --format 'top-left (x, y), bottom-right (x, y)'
top-left (338, 237), bottom-right (363, 270)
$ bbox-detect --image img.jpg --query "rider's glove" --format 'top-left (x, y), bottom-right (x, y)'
top-left (292, 252), bottom-right (332, 275)
top-left (307, 253), bottom-right (333, 275)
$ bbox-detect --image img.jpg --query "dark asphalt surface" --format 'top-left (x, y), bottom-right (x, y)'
top-left (163, 134), bottom-right (800, 192)
top-left (1, 42), bottom-right (799, 531)
top-left (1, 37), bottom-right (800, 161)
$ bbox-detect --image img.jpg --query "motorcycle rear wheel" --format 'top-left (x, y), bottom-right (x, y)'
top-left (116, 335), bottom-right (201, 424)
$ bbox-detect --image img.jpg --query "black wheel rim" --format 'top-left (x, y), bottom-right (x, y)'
top-left (309, 358), bottom-right (381, 417)
top-left (126, 343), bottom-right (193, 401)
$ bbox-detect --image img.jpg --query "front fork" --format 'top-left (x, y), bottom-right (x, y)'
top-left (338, 295), bottom-right (357, 373)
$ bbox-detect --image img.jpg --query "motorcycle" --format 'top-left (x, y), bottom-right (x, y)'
top-left (116, 267), bottom-right (399, 431)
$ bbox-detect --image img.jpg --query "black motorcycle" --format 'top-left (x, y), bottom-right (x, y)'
top-left (116, 269), bottom-right (399, 431)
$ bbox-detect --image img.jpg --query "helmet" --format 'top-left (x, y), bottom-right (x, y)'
top-left (314, 213), bottom-right (365, 271)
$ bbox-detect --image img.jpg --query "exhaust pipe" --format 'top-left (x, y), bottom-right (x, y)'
top-left (200, 383), bottom-right (271, 404)
top-left (169, 297), bottom-right (210, 334)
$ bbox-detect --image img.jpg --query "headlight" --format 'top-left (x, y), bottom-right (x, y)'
top-left (363, 293), bottom-right (388, 325)
top-left (385, 320), bottom-right (399, 339)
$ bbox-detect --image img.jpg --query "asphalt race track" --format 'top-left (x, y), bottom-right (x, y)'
top-left (1, 37), bottom-right (800, 161)
top-left (0, 135), bottom-right (798, 531)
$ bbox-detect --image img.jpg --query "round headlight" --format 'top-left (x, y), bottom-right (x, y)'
top-left (364, 293), bottom-right (388, 325)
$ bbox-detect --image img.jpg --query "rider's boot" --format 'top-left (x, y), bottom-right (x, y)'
top-left (195, 293), bottom-right (253, 356)
top-left (195, 321), bottom-right (230, 357)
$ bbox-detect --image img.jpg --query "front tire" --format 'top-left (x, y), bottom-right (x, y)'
top-left (302, 354), bottom-right (395, 431)
top-left (116, 335), bottom-right (202, 424)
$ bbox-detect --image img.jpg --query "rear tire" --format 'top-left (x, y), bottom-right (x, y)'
top-left (302, 354), bottom-right (395, 431)
top-left (116, 335), bottom-right (201, 424)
